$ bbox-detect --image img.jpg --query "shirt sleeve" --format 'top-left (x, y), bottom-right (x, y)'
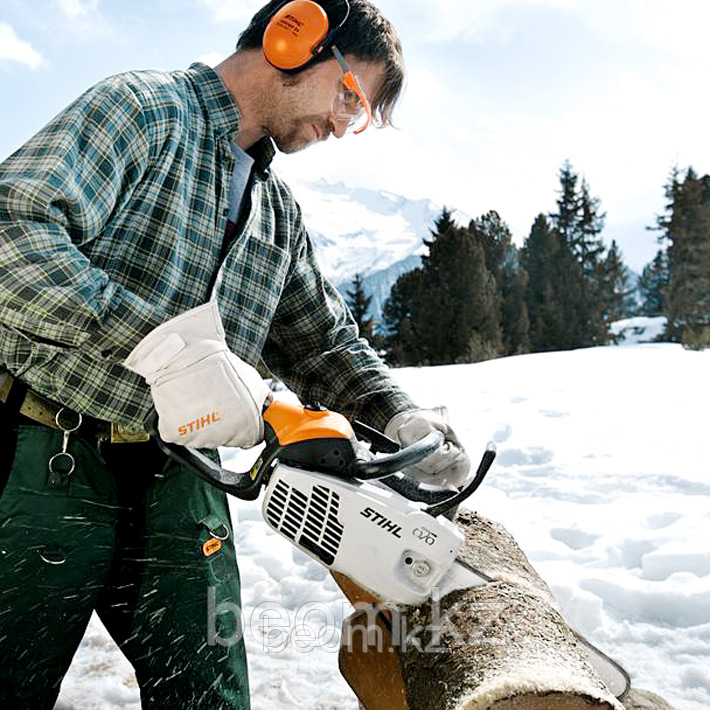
top-left (0, 77), bottom-right (162, 362)
top-left (261, 204), bottom-right (416, 432)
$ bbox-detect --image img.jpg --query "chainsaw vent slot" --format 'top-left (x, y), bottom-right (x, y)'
top-left (265, 480), bottom-right (344, 567)
top-left (299, 485), bottom-right (344, 566)
top-left (266, 479), bottom-right (308, 541)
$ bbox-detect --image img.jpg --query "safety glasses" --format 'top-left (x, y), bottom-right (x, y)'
top-left (331, 46), bottom-right (372, 135)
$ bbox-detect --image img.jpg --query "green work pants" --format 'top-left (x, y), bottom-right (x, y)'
top-left (0, 411), bottom-right (250, 709)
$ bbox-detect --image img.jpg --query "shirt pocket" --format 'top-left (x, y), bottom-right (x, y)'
top-left (216, 236), bottom-right (292, 362)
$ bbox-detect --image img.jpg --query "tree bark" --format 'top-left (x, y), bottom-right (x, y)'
top-left (338, 511), bottom-right (674, 710)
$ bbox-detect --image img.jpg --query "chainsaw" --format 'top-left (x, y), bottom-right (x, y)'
top-left (153, 398), bottom-right (630, 699)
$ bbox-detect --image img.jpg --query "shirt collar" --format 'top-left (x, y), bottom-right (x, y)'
top-left (187, 62), bottom-right (275, 177)
top-left (247, 137), bottom-right (276, 179)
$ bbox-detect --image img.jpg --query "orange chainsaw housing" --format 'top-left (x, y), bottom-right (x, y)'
top-left (262, 400), bottom-right (360, 474)
top-left (263, 400), bottom-right (354, 445)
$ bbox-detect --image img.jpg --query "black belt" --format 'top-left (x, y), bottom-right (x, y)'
top-left (0, 371), bottom-right (150, 443)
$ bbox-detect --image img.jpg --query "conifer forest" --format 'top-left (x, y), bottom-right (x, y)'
top-left (345, 162), bottom-right (710, 365)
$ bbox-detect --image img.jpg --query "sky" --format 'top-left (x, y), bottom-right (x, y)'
top-left (1, 0), bottom-right (709, 272)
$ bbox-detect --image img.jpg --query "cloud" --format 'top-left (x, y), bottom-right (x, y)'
top-left (378, 0), bottom-right (581, 44)
top-left (0, 24), bottom-right (44, 70)
top-left (55, 0), bottom-right (109, 36)
top-left (57, 0), bottom-right (99, 16)
top-left (197, 0), bottom-right (578, 41)
top-left (576, 0), bottom-right (710, 66)
top-left (197, 52), bottom-right (228, 68)
top-left (197, 0), bottom-right (264, 23)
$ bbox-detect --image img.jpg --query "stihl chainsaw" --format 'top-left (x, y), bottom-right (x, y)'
top-left (153, 398), bottom-right (630, 698)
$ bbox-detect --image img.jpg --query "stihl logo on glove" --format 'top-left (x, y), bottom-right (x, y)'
top-left (124, 302), bottom-right (271, 449)
top-left (179, 412), bottom-right (222, 437)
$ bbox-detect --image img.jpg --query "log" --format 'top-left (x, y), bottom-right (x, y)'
top-left (338, 511), bottom-right (677, 709)
top-left (398, 510), bottom-right (623, 709)
top-left (339, 510), bottom-right (643, 710)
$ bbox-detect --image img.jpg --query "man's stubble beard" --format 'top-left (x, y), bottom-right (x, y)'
top-left (263, 71), bottom-right (329, 154)
top-left (271, 115), bottom-right (330, 154)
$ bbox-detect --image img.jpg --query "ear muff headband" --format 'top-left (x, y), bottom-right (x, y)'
top-left (263, 0), bottom-right (350, 71)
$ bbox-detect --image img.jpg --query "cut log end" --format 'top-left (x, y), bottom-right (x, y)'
top-left (480, 693), bottom-right (618, 710)
top-left (621, 689), bottom-right (676, 710)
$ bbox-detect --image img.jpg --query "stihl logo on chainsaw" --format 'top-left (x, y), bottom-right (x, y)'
top-left (360, 507), bottom-right (403, 538)
top-left (178, 412), bottom-right (222, 437)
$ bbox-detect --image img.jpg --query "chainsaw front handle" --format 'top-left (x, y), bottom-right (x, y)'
top-left (152, 428), bottom-right (447, 499)
top-left (378, 443), bottom-right (496, 514)
top-left (347, 430), bottom-right (445, 480)
top-left (148, 406), bottom-right (493, 510)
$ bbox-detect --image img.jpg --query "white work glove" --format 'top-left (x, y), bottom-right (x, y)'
top-left (124, 301), bottom-right (271, 449)
top-left (385, 407), bottom-right (471, 487)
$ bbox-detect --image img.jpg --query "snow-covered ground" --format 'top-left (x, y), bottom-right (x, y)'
top-left (611, 316), bottom-right (667, 345)
top-left (56, 342), bottom-right (710, 710)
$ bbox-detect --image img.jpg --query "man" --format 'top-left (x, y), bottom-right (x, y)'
top-left (0, 1), bottom-right (469, 707)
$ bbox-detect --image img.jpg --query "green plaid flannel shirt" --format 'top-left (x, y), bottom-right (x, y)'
top-left (0, 63), bottom-right (414, 431)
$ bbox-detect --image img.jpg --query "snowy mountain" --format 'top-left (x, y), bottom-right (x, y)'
top-left (57, 341), bottom-right (710, 710)
top-left (288, 178), bottom-right (470, 317)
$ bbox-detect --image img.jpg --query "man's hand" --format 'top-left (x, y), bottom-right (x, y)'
top-left (385, 407), bottom-right (470, 487)
top-left (124, 302), bottom-right (271, 449)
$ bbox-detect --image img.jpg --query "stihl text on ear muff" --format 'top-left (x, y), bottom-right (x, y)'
top-left (263, 0), bottom-right (350, 71)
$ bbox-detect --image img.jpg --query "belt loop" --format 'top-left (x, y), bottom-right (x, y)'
top-left (0, 375), bottom-right (28, 426)
top-left (5, 377), bottom-right (28, 413)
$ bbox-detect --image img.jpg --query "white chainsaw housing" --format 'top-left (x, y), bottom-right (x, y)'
top-left (262, 463), bottom-right (464, 605)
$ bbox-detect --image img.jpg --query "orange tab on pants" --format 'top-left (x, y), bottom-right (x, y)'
top-left (202, 537), bottom-right (223, 557)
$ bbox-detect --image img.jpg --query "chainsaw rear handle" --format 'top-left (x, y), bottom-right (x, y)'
top-left (153, 435), bottom-right (271, 500)
top-left (147, 410), bottom-right (270, 500)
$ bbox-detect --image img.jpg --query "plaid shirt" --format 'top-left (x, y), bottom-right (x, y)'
top-left (0, 63), bottom-right (414, 431)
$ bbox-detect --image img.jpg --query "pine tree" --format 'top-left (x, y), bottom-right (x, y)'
top-left (382, 209), bottom-right (503, 365)
top-left (549, 162), bottom-right (610, 346)
top-left (522, 214), bottom-right (585, 351)
top-left (345, 273), bottom-right (375, 343)
top-left (576, 179), bottom-right (607, 277)
top-left (598, 240), bottom-right (631, 326)
top-left (552, 161), bottom-right (581, 247)
top-left (471, 211), bottom-right (530, 355)
top-left (643, 167), bottom-right (678, 322)
top-left (419, 210), bottom-right (502, 364)
top-left (381, 268), bottom-right (426, 365)
top-left (638, 249), bottom-right (669, 317)
top-left (662, 169), bottom-right (710, 348)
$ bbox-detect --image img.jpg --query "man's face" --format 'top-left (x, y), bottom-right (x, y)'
top-left (267, 56), bottom-right (383, 154)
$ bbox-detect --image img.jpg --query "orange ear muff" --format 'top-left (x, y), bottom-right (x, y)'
top-left (263, 0), bottom-right (330, 71)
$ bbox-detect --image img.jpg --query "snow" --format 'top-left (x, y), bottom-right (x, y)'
top-left (56, 342), bottom-right (710, 710)
top-left (611, 316), bottom-right (667, 345)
